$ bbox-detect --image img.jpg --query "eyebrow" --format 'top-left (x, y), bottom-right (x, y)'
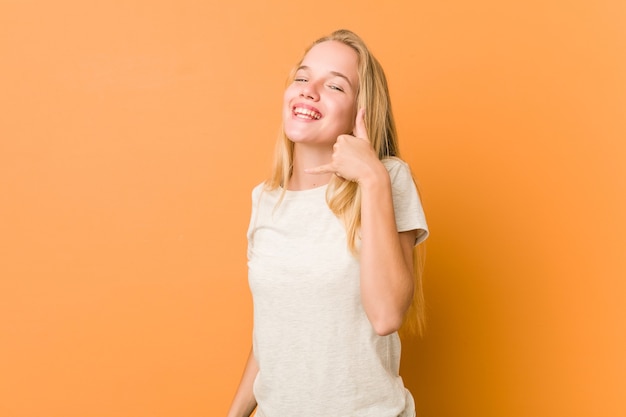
top-left (297, 65), bottom-right (354, 89)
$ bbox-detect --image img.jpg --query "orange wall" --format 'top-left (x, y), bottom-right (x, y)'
top-left (1, 1), bottom-right (624, 416)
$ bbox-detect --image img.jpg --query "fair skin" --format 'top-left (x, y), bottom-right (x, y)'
top-left (226, 40), bottom-right (416, 417)
top-left (283, 41), bottom-right (360, 190)
top-left (225, 348), bottom-right (258, 417)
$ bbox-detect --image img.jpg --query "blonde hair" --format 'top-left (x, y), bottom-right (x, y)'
top-left (266, 29), bottom-right (425, 336)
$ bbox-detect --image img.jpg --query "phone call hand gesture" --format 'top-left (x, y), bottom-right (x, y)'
top-left (304, 108), bottom-right (382, 184)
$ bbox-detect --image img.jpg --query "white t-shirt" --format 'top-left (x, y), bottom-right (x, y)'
top-left (247, 157), bottom-right (428, 417)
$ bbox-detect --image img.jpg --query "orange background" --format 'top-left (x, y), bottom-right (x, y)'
top-left (1, 1), bottom-right (625, 416)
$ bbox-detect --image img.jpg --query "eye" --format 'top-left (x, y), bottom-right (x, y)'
top-left (294, 77), bottom-right (308, 83)
top-left (328, 84), bottom-right (344, 92)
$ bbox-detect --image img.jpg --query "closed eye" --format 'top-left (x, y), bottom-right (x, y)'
top-left (328, 84), bottom-right (344, 92)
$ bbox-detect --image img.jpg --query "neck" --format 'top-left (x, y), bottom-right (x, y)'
top-left (287, 143), bottom-right (333, 191)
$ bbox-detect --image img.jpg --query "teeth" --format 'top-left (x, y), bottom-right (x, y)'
top-left (294, 107), bottom-right (321, 120)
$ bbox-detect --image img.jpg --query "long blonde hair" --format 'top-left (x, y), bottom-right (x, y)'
top-left (266, 29), bottom-right (425, 336)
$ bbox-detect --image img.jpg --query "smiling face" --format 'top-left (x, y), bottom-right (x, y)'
top-left (282, 40), bottom-right (360, 147)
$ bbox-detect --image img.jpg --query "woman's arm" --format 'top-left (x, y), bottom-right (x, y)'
top-left (226, 347), bottom-right (258, 417)
top-left (359, 166), bottom-right (417, 335)
top-left (305, 109), bottom-right (417, 336)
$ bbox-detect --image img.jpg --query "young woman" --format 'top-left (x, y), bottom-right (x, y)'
top-left (227, 29), bottom-right (428, 417)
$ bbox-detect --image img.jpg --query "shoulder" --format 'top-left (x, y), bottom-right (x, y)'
top-left (381, 157), bottom-right (414, 186)
top-left (252, 181), bottom-right (281, 199)
top-left (251, 182), bottom-right (265, 200)
top-left (381, 157), bottom-right (429, 242)
top-left (250, 181), bottom-right (284, 210)
top-left (249, 182), bottom-right (270, 212)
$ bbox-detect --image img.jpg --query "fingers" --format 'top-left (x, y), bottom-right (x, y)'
top-left (303, 111), bottom-right (368, 178)
top-left (353, 107), bottom-right (368, 142)
top-left (304, 164), bottom-right (335, 175)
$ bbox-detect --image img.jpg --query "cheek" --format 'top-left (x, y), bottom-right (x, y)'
top-left (282, 91), bottom-right (293, 118)
top-left (283, 87), bottom-right (301, 115)
top-left (336, 101), bottom-right (357, 128)
top-left (282, 92), bottom-right (290, 110)
top-left (283, 83), bottom-right (298, 102)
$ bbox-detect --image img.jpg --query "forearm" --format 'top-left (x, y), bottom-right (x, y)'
top-left (359, 163), bottom-right (415, 336)
top-left (226, 347), bottom-right (258, 417)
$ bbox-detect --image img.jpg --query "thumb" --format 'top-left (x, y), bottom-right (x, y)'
top-left (353, 108), bottom-right (368, 141)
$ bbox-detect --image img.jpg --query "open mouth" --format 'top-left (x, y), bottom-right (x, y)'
top-left (293, 106), bottom-right (322, 120)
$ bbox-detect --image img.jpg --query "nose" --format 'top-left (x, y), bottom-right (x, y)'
top-left (299, 81), bottom-right (320, 101)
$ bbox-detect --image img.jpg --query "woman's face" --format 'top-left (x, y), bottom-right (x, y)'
top-left (282, 40), bottom-right (359, 147)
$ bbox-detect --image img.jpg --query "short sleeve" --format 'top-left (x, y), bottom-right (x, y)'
top-left (382, 157), bottom-right (429, 245)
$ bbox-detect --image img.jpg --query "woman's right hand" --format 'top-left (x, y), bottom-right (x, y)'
top-left (225, 347), bottom-right (258, 417)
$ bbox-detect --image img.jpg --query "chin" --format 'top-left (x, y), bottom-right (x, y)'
top-left (284, 133), bottom-right (310, 144)
top-left (283, 125), bottom-right (311, 143)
